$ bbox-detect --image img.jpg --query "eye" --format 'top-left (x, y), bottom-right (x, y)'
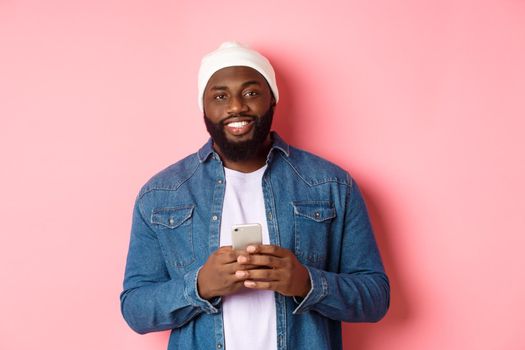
top-left (214, 94), bottom-right (227, 101)
top-left (244, 90), bottom-right (258, 97)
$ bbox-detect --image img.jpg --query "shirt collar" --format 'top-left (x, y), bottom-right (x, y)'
top-left (197, 131), bottom-right (290, 163)
top-left (268, 131), bottom-right (290, 158)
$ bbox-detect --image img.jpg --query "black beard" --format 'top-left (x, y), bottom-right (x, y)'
top-left (204, 107), bottom-right (274, 162)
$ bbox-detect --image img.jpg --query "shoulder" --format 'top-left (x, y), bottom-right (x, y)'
top-left (280, 144), bottom-right (352, 187)
top-left (137, 152), bottom-right (201, 198)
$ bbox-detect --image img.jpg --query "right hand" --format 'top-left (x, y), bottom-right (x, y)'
top-left (197, 246), bottom-right (252, 300)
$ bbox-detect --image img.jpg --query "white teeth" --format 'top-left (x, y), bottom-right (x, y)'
top-left (227, 121), bottom-right (249, 128)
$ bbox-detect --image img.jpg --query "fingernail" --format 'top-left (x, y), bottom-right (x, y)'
top-left (235, 271), bottom-right (246, 278)
top-left (238, 256), bottom-right (247, 263)
top-left (247, 245), bottom-right (256, 253)
top-left (244, 281), bottom-right (256, 287)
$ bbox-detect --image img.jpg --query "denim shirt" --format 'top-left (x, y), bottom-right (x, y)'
top-left (120, 132), bottom-right (390, 350)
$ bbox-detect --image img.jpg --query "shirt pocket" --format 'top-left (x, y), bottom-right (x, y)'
top-left (292, 201), bottom-right (336, 268)
top-left (151, 205), bottom-right (195, 268)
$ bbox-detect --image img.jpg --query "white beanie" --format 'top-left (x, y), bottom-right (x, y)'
top-left (197, 41), bottom-right (279, 112)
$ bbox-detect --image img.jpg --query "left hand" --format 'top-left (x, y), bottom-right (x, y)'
top-left (235, 245), bottom-right (311, 297)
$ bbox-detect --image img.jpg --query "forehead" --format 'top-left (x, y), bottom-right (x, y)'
top-left (206, 66), bottom-right (268, 90)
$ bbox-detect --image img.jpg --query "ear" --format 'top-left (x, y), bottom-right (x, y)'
top-left (269, 89), bottom-right (277, 107)
top-left (270, 102), bottom-right (276, 113)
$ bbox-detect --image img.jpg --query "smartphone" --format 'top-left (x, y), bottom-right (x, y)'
top-left (231, 223), bottom-right (262, 250)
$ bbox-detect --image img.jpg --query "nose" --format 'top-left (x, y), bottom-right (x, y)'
top-left (227, 95), bottom-right (248, 114)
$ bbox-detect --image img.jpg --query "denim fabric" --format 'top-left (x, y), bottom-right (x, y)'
top-left (120, 132), bottom-right (390, 350)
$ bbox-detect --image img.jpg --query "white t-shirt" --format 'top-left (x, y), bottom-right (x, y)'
top-left (219, 165), bottom-right (277, 350)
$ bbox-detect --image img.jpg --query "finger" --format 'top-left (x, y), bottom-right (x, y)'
top-left (234, 270), bottom-right (249, 280)
top-left (237, 255), bottom-right (249, 264)
top-left (238, 263), bottom-right (260, 270)
top-left (238, 254), bottom-right (283, 269)
top-left (219, 248), bottom-right (254, 264)
top-left (244, 280), bottom-right (276, 290)
top-left (217, 246), bottom-right (234, 254)
top-left (225, 262), bottom-right (259, 274)
top-left (246, 244), bottom-right (290, 257)
top-left (241, 268), bottom-right (278, 281)
top-left (215, 247), bottom-right (239, 263)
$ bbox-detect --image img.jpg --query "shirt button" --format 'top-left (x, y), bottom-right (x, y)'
top-left (212, 215), bottom-right (218, 221)
top-left (314, 212), bottom-right (321, 219)
top-left (217, 179), bottom-right (223, 184)
top-left (168, 218), bottom-right (175, 225)
top-left (217, 344), bottom-right (223, 349)
top-left (268, 212), bottom-right (273, 220)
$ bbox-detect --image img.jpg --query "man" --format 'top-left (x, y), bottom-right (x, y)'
top-left (120, 42), bottom-right (389, 350)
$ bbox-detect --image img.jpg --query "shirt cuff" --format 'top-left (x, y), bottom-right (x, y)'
top-left (183, 266), bottom-right (221, 314)
top-left (292, 265), bottom-right (328, 314)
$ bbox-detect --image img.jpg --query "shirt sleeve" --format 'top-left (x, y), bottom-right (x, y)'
top-left (120, 197), bottom-right (220, 334)
top-left (292, 178), bottom-right (390, 322)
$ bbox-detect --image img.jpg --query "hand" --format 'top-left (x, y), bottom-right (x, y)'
top-left (235, 245), bottom-right (311, 297)
top-left (197, 246), bottom-right (253, 300)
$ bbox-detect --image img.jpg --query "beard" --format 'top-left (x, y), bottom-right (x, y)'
top-left (204, 107), bottom-right (274, 162)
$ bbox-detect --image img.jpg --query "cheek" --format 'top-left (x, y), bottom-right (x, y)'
top-left (203, 94), bottom-right (220, 116)
top-left (203, 105), bottom-right (223, 121)
top-left (251, 100), bottom-right (272, 113)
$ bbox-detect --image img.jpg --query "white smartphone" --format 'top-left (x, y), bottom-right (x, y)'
top-left (231, 223), bottom-right (262, 250)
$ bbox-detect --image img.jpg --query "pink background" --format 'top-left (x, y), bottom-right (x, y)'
top-left (1, 1), bottom-right (524, 349)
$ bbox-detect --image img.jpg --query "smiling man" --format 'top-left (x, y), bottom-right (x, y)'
top-left (120, 42), bottom-right (389, 350)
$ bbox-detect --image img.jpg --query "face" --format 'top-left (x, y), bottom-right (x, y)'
top-left (203, 66), bottom-right (275, 162)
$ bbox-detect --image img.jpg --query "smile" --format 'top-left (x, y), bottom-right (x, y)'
top-left (223, 118), bottom-right (254, 136)
top-left (226, 121), bottom-right (250, 128)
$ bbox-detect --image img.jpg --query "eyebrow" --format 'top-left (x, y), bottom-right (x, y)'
top-left (209, 80), bottom-right (261, 91)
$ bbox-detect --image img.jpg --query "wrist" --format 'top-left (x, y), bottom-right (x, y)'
top-left (297, 265), bottom-right (312, 297)
top-left (197, 269), bottom-right (213, 300)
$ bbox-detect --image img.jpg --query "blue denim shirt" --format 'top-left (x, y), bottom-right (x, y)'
top-left (120, 132), bottom-right (389, 350)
